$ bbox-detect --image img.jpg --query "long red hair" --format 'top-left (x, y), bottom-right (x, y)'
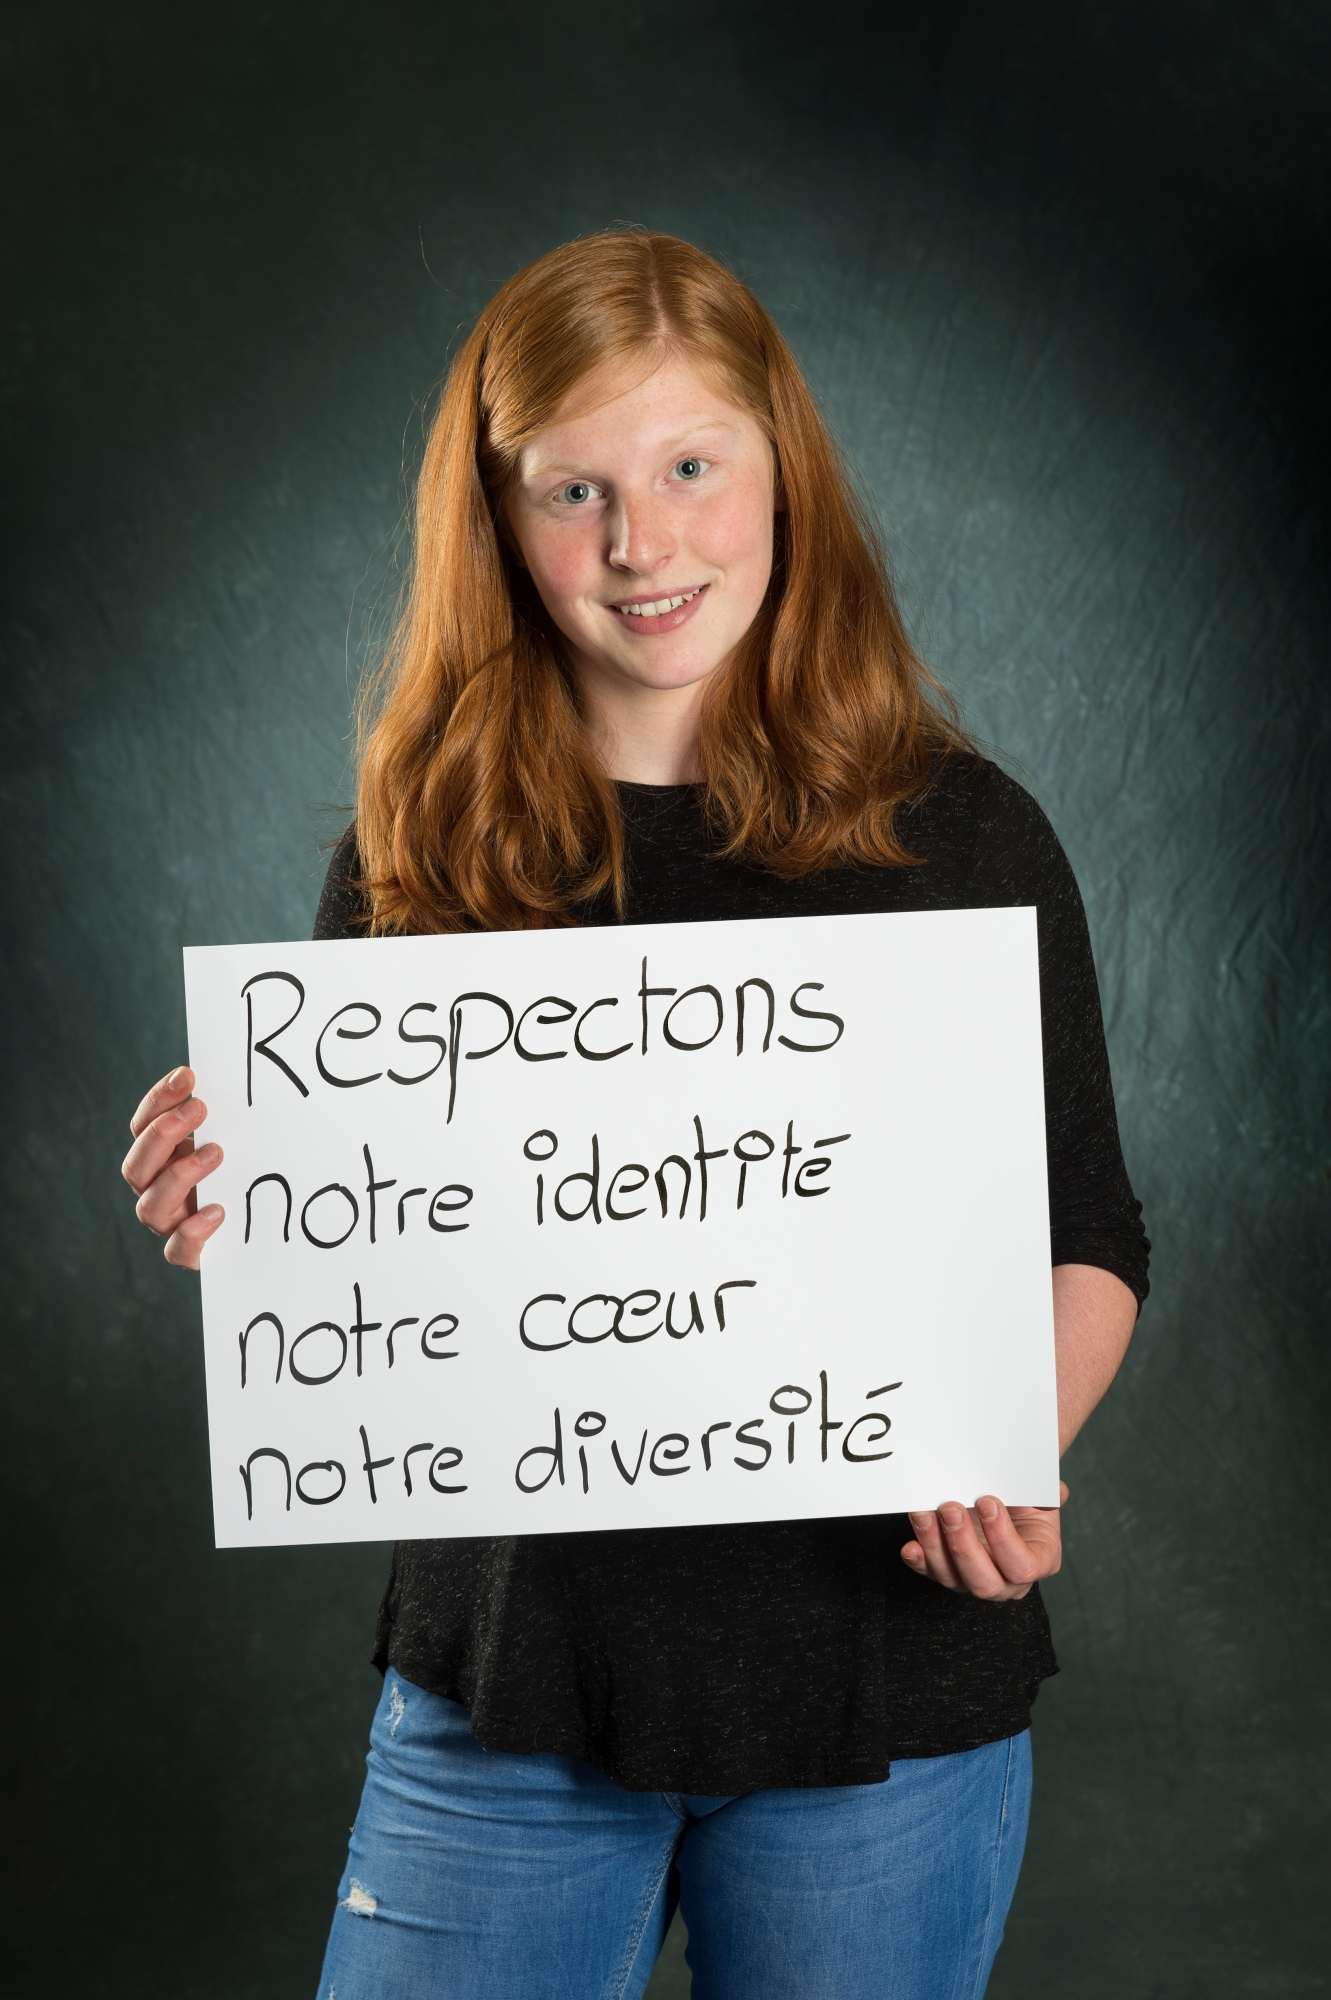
top-left (356, 229), bottom-right (970, 933)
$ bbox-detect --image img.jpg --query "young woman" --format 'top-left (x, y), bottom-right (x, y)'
top-left (123, 230), bottom-right (1148, 2000)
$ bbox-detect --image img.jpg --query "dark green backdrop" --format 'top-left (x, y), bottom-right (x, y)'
top-left (2, 4), bottom-right (1327, 1995)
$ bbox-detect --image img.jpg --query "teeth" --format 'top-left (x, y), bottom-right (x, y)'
top-left (619, 589), bottom-right (700, 617)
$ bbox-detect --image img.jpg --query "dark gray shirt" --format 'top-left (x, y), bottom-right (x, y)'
top-left (315, 757), bottom-right (1148, 1793)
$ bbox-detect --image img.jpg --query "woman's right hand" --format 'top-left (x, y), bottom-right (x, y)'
top-left (121, 1066), bottom-right (225, 1269)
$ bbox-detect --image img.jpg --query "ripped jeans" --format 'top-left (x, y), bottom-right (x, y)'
top-left (317, 1672), bottom-right (1031, 2000)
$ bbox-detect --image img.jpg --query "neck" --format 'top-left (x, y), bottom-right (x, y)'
top-left (577, 667), bottom-right (706, 784)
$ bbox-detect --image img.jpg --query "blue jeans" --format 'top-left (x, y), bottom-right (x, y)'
top-left (318, 1672), bottom-right (1031, 2000)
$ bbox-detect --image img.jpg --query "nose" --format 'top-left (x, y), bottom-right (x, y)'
top-left (606, 489), bottom-right (677, 577)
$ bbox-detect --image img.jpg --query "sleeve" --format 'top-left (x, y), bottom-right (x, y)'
top-left (965, 765), bottom-right (1150, 1308)
top-left (312, 823), bottom-right (370, 941)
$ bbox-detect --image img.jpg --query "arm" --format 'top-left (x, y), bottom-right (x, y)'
top-left (899, 767), bottom-right (1149, 1601)
top-left (899, 1262), bottom-right (1137, 1600)
top-left (1054, 1261), bottom-right (1137, 1452)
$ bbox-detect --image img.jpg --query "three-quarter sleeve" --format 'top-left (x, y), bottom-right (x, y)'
top-left (965, 767), bottom-right (1150, 1306)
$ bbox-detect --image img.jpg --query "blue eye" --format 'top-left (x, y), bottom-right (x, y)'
top-left (556, 481), bottom-right (597, 504)
top-left (675, 458), bottom-right (704, 480)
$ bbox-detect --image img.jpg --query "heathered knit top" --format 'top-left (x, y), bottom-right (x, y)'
top-left (313, 756), bottom-right (1149, 1794)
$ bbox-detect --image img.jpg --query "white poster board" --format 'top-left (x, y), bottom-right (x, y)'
top-left (184, 908), bottom-right (1057, 1549)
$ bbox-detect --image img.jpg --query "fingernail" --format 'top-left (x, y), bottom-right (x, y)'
top-left (940, 1504), bottom-right (964, 1531)
top-left (196, 1143), bottom-right (220, 1164)
top-left (168, 1067), bottom-right (189, 1090)
top-left (198, 1205), bottom-right (223, 1222)
top-left (908, 1511), bottom-right (933, 1531)
top-left (978, 1498), bottom-right (998, 1522)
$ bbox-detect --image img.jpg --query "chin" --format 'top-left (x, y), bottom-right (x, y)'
top-left (624, 656), bottom-right (723, 693)
top-left (611, 633), bottom-right (735, 688)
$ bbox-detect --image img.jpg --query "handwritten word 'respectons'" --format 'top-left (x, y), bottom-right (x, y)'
top-left (242, 955), bottom-right (846, 1120)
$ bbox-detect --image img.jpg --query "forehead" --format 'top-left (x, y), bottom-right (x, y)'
top-left (518, 353), bottom-right (758, 471)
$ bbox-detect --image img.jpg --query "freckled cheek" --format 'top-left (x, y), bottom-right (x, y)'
top-left (699, 489), bottom-right (775, 596)
top-left (524, 532), bottom-right (604, 621)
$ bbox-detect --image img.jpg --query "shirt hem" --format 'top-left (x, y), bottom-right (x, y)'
top-left (375, 1647), bottom-right (1055, 1794)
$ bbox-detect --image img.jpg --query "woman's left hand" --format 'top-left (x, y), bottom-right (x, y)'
top-left (900, 1483), bottom-right (1070, 1601)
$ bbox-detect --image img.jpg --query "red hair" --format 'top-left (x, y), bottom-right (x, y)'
top-left (356, 229), bottom-right (970, 932)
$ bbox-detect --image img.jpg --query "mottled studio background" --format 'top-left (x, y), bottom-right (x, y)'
top-left (1, 3), bottom-right (1327, 1995)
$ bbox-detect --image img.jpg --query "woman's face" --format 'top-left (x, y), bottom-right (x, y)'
top-left (505, 353), bottom-right (777, 709)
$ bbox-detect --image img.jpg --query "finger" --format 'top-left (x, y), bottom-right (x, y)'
top-left (135, 1142), bottom-right (223, 1236)
top-left (935, 1502), bottom-right (1015, 1599)
top-left (129, 1066), bottom-right (196, 1139)
top-left (904, 1511), bottom-right (965, 1591)
top-left (901, 1537), bottom-right (961, 1587)
top-left (974, 1498), bottom-right (1057, 1584)
top-left (163, 1203), bottom-right (224, 1270)
top-left (122, 1096), bottom-right (209, 1194)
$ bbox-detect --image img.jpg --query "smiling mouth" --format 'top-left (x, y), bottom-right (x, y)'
top-left (610, 584), bottom-right (707, 619)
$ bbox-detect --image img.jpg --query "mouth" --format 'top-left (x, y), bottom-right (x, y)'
top-left (606, 583), bottom-right (709, 635)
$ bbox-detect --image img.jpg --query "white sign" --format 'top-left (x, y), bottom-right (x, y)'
top-left (183, 909), bottom-right (1058, 1549)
